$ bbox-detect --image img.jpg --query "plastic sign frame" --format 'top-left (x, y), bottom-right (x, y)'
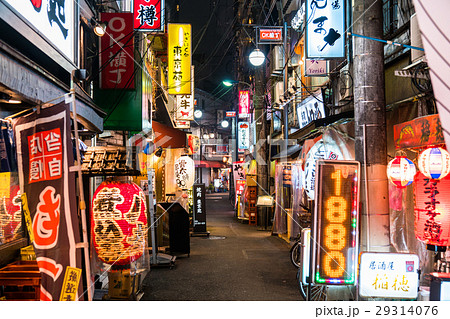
top-left (312, 160), bottom-right (360, 285)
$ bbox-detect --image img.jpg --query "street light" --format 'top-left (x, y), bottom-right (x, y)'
top-left (249, 48), bottom-right (265, 66)
top-left (221, 119), bottom-right (230, 128)
top-left (222, 80), bottom-right (252, 88)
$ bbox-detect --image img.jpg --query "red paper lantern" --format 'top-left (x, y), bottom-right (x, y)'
top-left (91, 181), bottom-right (147, 265)
top-left (387, 156), bottom-right (416, 188)
top-left (414, 173), bottom-right (450, 246)
top-left (418, 147), bottom-right (450, 180)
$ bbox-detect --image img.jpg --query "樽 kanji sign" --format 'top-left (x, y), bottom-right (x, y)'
top-left (14, 102), bottom-right (82, 301)
top-left (133, 0), bottom-right (165, 32)
top-left (100, 13), bottom-right (134, 89)
top-left (168, 24), bottom-right (192, 95)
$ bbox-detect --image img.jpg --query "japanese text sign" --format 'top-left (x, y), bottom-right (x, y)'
top-left (306, 0), bottom-right (345, 58)
top-left (258, 27), bottom-right (283, 43)
top-left (296, 93), bottom-right (326, 129)
top-left (414, 173), bottom-right (450, 246)
top-left (238, 122), bottom-right (250, 150)
top-left (100, 13), bottom-right (135, 89)
top-left (59, 266), bottom-right (82, 301)
top-left (193, 184), bottom-right (206, 233)
top-left (168, 24), bottom-right (192, 95)
top-left (4, 0), bottom-right (74, 61)
top-left (394, 114), bottom-right (444, 149)
top-left (14, 102), bottom-right (82, 301)
top-left (359, 252), bottom-right (419, 299)
top-left (175, 67), bottom-right (195, 120)
top-left (313, 160), bottom-right (360, 285)
top-left (133, 0), bottom-right (164, 32)
top-left (239, 90), bottom-right (250, 118)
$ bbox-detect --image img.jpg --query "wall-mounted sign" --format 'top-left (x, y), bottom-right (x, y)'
top-left (133, 0), bottom-right (164, 32)
top-left (226, 111), bottom-right (236, 117)
top-left (415, 173), bottom-right (450, 247)
top-left (394, 114), bottom-right (444, 149)
top-left (291, 3), bottom-right (306, 31)
top-left (359, 252), bottom-right (419, 299)
top-left (239, 91), bottom-right (250, 118)
top-left (296, 93), bottom-right (326, 129)
top-left (305, 59), bottom-right (328, 76)
top-left (4, 0), bottom-right (74, 61)
top-left (313, 160), bottom-right (360, 285)
top-left (258, 27), bottom-right (283, 44)
top-left (175, 67), bottom-right (194, 120)
top-left (193, 184), bottom-right (206, 233)
top-left (187, 134), bottom-right (200, 154)
top-left (100, 13), bottom-right (134, 90)
top-left (238, 122), bottom-right (250, 150)
top-left (306, 0), bottom-right (345, 58)
top-left (174, 120), bottom-right (190, 129)
top-left (175, 156), bottom-right (195, 189)
top-left (168, 24), bottom-right (192, 95)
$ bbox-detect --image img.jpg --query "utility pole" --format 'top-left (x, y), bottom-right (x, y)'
top-left (255, 65), bottom-right (269, 229)
top-left (353, 0), bottom-right (390, 252)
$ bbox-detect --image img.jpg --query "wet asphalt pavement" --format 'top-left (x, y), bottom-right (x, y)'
top-left (141, 192), bottom-right (301, 301)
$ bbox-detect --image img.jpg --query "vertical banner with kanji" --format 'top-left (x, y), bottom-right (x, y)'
top-left (193, 184), bottom-right (206, 233)
top-left (168, 24), bottom-right (192, 95)
top-left (14, 102), bottom-right (83, 301)
top-left (175, 67), bottom-right (195, 121)
top-left (133, 0), bottom-right (165, 32)
top-left (100, 13), bottom-right (134, 89)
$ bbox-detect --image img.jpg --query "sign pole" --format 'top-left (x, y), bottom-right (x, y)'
top-left (70, 71), bottom-right (93, 301)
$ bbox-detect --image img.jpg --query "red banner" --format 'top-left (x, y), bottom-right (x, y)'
top-left (133, 0), bottom-right (164, 32)
top-left (14, 102), bottom-right (82, 301)
top-left (394, 114), bottom-right (444, 149)
top-left (100, 13), bottom-right (134, 89)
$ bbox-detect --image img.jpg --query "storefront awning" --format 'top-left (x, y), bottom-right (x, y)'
top-left (195, 160), bottom-right (226, 168)
top-left (271, 144), bottom-right (302, 160)
top-left (152, 121), bottom-right (187, 149)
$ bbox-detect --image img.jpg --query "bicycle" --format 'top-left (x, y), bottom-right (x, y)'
top-left (289, 204), bottom-right (328, 300)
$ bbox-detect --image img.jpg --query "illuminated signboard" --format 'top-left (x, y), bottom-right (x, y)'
top-left (226, 111), bottom-right (236, 118)
top-left (4, 0), bottom-right (74, 61)
top-left (133, 0), bottom-right (165, 32)
top-left (257, 27), bottom-right (283, 44)
top-left (312, 160), bottom-right (360, 285)
top-left (239, 91), bottom-right (250, 118)
top-left (359, 252), bottom-right (419, 299)
top-left (175, 67), bottom-right (195, 120)
top-left (305, 0), bottom-right (345, 59)
top-left (238, 122), bottom-right (250, 150)
top-left (168, 24), bottom-right (192, 95)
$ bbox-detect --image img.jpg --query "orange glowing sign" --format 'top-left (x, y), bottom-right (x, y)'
top-left (312, 160), bottom-right (360, 285)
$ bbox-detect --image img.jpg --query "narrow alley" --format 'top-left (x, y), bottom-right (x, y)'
top-left (141, 193), bottom-right (301, 301)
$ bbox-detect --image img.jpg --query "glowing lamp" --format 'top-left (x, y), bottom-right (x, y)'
top-left (387, 156), bottom-right (416, 188)
top-left (414, 173), bottom-right (450, 247)
top-left (91, 181), bottom-right (147, 265)
top-left (418, 147), bottom-right (450, 180)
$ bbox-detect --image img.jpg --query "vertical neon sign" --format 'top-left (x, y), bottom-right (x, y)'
top-left (313, 160), bottom-right (360, 285)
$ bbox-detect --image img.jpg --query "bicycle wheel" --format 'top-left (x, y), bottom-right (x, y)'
top-left (297, 269), bottom-right (328, 301)
top-left (290, 241), bottom-right (302, 268)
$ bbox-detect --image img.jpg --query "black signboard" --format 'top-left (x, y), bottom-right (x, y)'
top-left (193, 183), bottom-right (206, 233)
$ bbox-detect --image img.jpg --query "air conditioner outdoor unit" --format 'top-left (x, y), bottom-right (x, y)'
top-left (273, 45), bottom-right (284, 72)
top-left (410, 13), bottom-right (426, 63)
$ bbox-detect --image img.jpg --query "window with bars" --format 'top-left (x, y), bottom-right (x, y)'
top-left (383, 0), bottom-right (399, 37)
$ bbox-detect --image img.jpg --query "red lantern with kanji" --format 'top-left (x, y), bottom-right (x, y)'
top-left (418, 147), bottom-right (450, 180)
top-left (387, 155), bottom-right (416, 188)
top-left (414, 172), bottom-right (450, 246)
top-left (91, 181), bottom-right (147, 265)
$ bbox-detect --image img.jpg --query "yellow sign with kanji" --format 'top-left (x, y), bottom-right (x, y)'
top-left (59, 266), bottom-right (82, 301)
top-left (0, 172), bottom-right (10, 198)
top-left (21, 193), bottom-right (34, 243)
top-left (168, 23), bottom-right (192, 95)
